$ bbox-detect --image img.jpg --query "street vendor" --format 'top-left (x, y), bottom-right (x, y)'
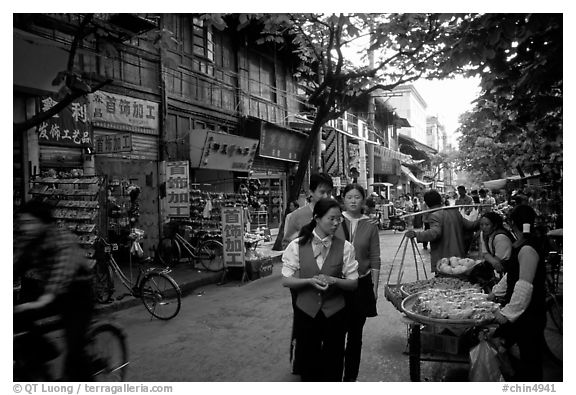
top-left (405, 189), bottom-right (478, 273)
top-left (488, 205), bottom-right (547, 381)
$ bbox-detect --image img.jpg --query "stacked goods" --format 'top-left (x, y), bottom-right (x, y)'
top-left (401, 277), bottom-right (481, 296)
top-left (411, 289), bottom-right (499, 321)
top-left (436, 256), bottom-right (482, 275)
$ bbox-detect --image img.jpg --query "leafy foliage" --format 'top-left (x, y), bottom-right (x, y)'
top-left (449, 14), bottom-right (562, 182)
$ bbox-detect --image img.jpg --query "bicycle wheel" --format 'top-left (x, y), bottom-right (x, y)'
top-left (544, 294), bottom-right (563, 362)
top-left (157, 237), bottom-right (181, 267)
top-left (92, 260), bottom-right (115, 304)
top-left (197, 239), bottom-right (225, 272)
top-left (87, 322), bottom-right (128, 381)
top-left (140, 272), bottom-right (182, 320)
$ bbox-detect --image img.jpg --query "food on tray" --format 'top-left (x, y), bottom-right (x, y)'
top-left (401, 277), bottom-right (481, 295)
top-left (437, 256), bottom-right (482, 275)
top-left (411, 289), bottom-right (499, 321)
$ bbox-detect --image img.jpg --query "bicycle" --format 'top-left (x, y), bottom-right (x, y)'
top-left (92, 236), bottom-right (182, 320)
top-left (13, 314), bottom-right (128, 382)
top-left (543, 229), bottom-right (562, 362)
top-left (157, 224), bottom-right (225, 272)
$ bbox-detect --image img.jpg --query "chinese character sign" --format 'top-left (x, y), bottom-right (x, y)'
top-left (165, 161), bottom-right (190, 218)
top-left (36, 96), bottom-right (92, 147)
top-left (221, 207), bottom-right (245, 268)
top-left (94, 133), bottom-right (132, 154)
top-left (88, 92), bottom-right (159, 130)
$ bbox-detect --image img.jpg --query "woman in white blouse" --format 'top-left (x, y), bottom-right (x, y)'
top-left (282, 198), bottom-right (358, 381)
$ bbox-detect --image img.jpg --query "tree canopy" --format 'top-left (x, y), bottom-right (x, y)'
top-left (449, 14), bottom-right (562, 182)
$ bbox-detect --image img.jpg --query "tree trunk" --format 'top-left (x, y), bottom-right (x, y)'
top-left (272, 109), bottom-right (329, 251)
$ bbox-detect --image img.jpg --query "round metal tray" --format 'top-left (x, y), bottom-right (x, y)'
top-left (401, 292), bottom-right (494, 329)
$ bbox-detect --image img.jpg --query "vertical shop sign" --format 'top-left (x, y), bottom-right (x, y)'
top-left (221, 207), bottom-right (245, 268)
top-left (36, 96), bottom-right (93, 147)
top-left (165, 161), bottom-right (190, 218)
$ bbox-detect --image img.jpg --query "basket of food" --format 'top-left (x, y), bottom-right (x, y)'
top-left (400, 277), bottom-right (481, 297)
top-left (401, 288), bottom-right (499, 329)
top-left (436, 256), bottom-right (483, 277)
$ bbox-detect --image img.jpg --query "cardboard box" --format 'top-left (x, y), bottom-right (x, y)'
top-left (421, 325), bottom-right (466, 355)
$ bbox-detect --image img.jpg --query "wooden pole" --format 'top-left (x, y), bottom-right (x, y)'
top-left (399, 204), bottom-right (494, 218)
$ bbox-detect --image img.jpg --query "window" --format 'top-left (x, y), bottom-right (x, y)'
top-left (248, 55), bottom-right (276, 102)
top-left (192, 18), bottom-right (214, 61)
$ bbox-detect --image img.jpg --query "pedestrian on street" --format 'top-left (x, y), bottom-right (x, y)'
top-left (13, 199), bottom-right (94, 381)
top-left (281, 172), bottom-right (334, 375)
top-left (489, 205), bottom-right (547, 381)
top-left (281, 198), bottom-right (359, 381)
top-left (405, 190), bottom-right (478, 273)
top-left (335, 184), bottom-right (380, 382)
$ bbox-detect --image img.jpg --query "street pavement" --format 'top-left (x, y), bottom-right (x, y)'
top-left (97, 229), bottom-right (563, 382)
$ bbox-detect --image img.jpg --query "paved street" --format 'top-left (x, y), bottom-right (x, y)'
top-left (105, 230), bottom-right (561, 382)
top-left (104, 231), bottom-right (449, 382)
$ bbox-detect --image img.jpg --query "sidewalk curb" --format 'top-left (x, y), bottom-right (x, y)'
top-left (95, 253), bottom-right (283, 315)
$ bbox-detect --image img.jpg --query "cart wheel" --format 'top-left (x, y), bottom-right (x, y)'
top-left (408, 324), bottom-right (421, 382)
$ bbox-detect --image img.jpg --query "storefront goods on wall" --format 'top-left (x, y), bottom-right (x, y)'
top-left (36, 96), bottom-right (92, 147)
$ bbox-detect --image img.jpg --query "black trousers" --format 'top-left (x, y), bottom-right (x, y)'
top-left (294, 307), bottom-right (347, 382)
top-left (495, 320), bottom-right (545, 381)
top-left (343, 312), bottom-right (367, 381)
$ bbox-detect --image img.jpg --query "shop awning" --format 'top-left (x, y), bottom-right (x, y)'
top-left (401, 165), bottom-right (433, 187)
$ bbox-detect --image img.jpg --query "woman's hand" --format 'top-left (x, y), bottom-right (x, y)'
top-left (309, 276), bottom-right (329, 291)
top-left (494, 310), bottom-right (509, 324)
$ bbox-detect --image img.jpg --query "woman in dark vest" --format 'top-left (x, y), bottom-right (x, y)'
top-left (490, 205), bottom-right (547, 381)
top-left (335, 184), bottom-right (381, 381)
top-left (281, 198), bottom-right (359, 381)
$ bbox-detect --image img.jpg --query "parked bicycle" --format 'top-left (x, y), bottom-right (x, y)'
top-left (13, 314), bottom-right (128, 381)
top-left (92, 236), bottom-right (182, 320)
top-left (157, 224), bottom-right (224, 272)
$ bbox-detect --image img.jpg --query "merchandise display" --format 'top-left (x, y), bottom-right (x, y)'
top-left (400, 277), bottom-right (481, 296)
top-left (405, 288), bottom-right (499, 323)
top-left (29, 169), bottom-right (106, 266)
top-left (188, 187), bottom-right (248, 240)
top-left (436, 256), bottom-right (483, 276)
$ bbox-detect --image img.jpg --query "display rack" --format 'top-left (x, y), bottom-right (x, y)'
top-left (257, 178), bottom-right (284, 228)
top-left (187, 186), bottom-right (249, 240)
top-left (29, 174), bottom-right (106, 266)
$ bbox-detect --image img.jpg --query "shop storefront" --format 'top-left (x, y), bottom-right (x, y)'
top-left (89, 91), bottom-right (161, 255)
top-left (242, 118), bottom-right (307, 229)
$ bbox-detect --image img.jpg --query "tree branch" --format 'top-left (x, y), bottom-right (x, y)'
top-left (13, 79), bottom-right (112, 134)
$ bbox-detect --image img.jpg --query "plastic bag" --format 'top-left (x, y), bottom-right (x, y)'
top-left (131, 241), bottom-right (144, 258)
top-left (469, 338), bottom-right (504, 381)
top-left (460, 207), bottom-right (479, 222)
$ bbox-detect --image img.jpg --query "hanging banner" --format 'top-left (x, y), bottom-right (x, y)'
top-left (88, 92), bottom-right (159, 132)
top-left (165, 161), bottom-right (190, 218)
top-left (221, 207), bottom-right (245, 268)
top-left (36, 96), bottom-right (92, 148)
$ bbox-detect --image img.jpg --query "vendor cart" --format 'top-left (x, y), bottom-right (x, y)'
top-left (384, 235), bottom-right (497, 381)
top-left (401, 292), bottom-right (496, 381)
